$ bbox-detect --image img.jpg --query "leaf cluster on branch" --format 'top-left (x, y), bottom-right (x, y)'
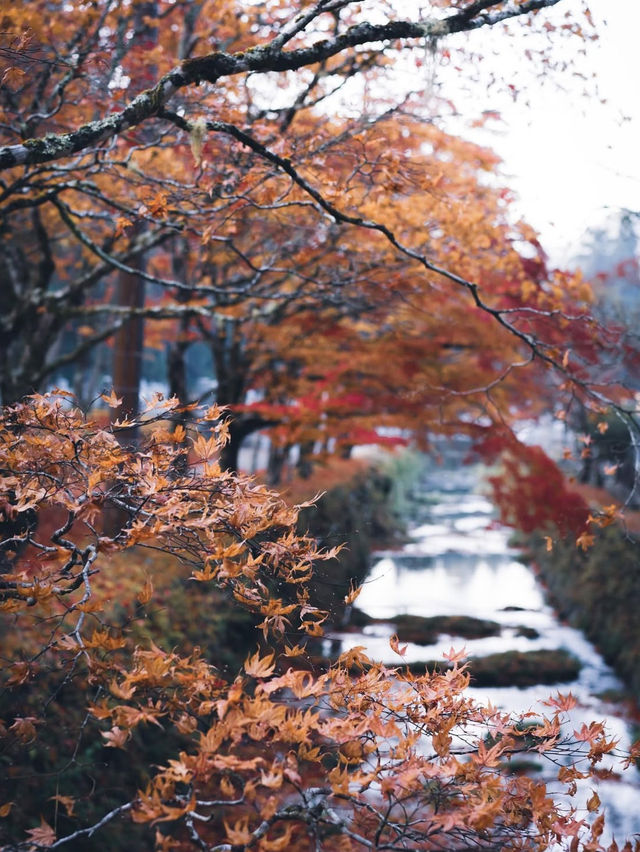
top-left (1, 394), bottom-right (637, 850)
top-left (2, 3), bottom-right (640, 845)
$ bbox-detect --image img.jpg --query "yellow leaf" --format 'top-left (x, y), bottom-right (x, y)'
top-left (224, 815), bottom-right (252, 845)
top-left (259, 768), bottom-right (283, 789)
top-left (220, 776), bottom-right (236, 798)
top-left (114, 216), bottom-right (133, 238)
top-left (587, 790), bottom-right (601, 813)
top-left (390, 634), bottom-right (407, 656)
top-left (432, 729), bottom-right (452, 757)
top-left (50, 794), bottom-right (75, 817)
top-left (171, 424), bottom-right (186, 443)
top-left (109, 680), bottom-right (137, 700)
top-left (244, 649), bottom-right (276, 679)
top-left (101, 389), bottom-right (123, 408)
top-left (75, 599), bottom-right (104, 613)
top-left (0, 801), bottom-right (13, 817)
top-left (1, 66), bottom-right (26, 90)
top-left (344, 580), bottom-right (362, 605)
top-left (192, 433), bottom-right (219, 460)
top-left (137, 574), bottom-right (154, 605)
top-left (282, 644), bottom-right (305, 657)
top-left (576, 531), bottom-right (595, 552)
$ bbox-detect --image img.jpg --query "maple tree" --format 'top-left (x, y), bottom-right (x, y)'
top-left (2, 0), bottom-right (635, 472)
top-left (2, 0), bottom-right (632, 484)
top-left (1, 393), bottom-right (637, 851)
top-left (3, 1), bottom-right (640, 848)
top-left (0, 0), bottom-right (602, 418)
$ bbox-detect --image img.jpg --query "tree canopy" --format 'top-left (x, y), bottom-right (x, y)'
top-left (1, 1), bottom-right (639, 849)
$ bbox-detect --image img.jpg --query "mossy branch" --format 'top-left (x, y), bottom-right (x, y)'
top-left (0, 0), bottom-right (562, 172)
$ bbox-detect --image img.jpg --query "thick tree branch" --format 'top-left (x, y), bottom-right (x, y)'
top-left (0, 0), bottom-right (563, 172)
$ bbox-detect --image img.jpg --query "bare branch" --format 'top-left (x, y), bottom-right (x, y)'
top-left (48, 802), bottom-right (134, 849)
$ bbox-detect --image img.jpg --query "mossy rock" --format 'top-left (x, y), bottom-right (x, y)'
top-left (393, 614), bottom-right (501, 645)
top-left (515, 626), bottom-right (540, 639)
top-left (345, 611), bottom-right (502, 643)
top-left (409, 649), bottom-right (581, 687)
top-left (347, 607), bottom-right (376, 628)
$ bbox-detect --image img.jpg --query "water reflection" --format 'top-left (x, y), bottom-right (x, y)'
top-left (331, 479), bottom-right (640, 841)
top-left (358, 553), bottom-right (544, 620)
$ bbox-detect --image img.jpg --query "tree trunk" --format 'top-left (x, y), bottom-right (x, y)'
top-left (110, 262), bottom-right (145, 438)
top-left (296, 440), bottom-right (316, 479)
top-left (267, 443), bottom-right (289, 486)
top-left (219, 416), bottom-right (272, 472)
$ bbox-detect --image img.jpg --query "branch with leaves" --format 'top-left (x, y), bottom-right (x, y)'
top-left (0, 393), bottom-right (638, 850)
top-left (0, 1), bottom-right (567, 172)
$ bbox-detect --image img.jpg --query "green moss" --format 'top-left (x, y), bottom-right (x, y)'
top-left (393, 614), bottom-right (501, 645)
top-left (409, 649), bottom-right (581, 687)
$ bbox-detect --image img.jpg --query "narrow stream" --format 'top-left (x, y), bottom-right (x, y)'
top-left (328, 466), bottom-right (640, 842)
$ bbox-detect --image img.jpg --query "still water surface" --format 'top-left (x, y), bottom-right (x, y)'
top-left (329, 468), bottom-right (640, 842)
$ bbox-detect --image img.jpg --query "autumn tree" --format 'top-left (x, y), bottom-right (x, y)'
top-left (0, 393), bottom-right (636, 850)
top-left (3, 2), bottom-right (640, 848)
top-left (4, 0), bottom-right (636, 497)
top-left (4, 0), bottom-right (637, 489)
top-left (0, 0), bottom-right (605, 423)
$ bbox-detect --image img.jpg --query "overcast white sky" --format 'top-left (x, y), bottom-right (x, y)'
top-left (444, 0), bottom-right (640, 265)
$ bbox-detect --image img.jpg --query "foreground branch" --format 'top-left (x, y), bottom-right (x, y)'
top-left (0, 1), bottom-right (562, 172)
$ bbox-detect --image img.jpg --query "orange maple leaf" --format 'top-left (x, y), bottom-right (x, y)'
top-left (100, 389), bottom-right (123, 408)
top-left (25, 817), bottom-right (56, 847)
top-left (443, 646), bottom-right (468, 663)
top-left (390, 634), bottom-right (407, 656)
top-left (576, 531), bottom-right (595, 551)
top-left (244, 649), bottom-right (276, 679)
top-left (137, 574), bottom-right (154, 605)
top-left (102, 726), bottom-right (130, 748)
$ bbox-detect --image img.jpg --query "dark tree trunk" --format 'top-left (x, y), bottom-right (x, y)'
top-left (296, 440), bottom-right (316, 479)
top-left (219, 416), bottom-right (273, 472)
top-left (267, 443), bottom-right (289, 486)
top-left (110, 262), bottom-right (145, 441)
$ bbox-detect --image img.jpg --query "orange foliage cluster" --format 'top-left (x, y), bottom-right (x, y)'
top-left (0, 0), bottom-right (614, 464)
top-left (1, 395), bottom-right (638, 851)
top-left (1, 2), bottom-right (639, 847)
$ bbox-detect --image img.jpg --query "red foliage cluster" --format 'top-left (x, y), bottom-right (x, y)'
top-left (476, 433), bottom-right (590, 537)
